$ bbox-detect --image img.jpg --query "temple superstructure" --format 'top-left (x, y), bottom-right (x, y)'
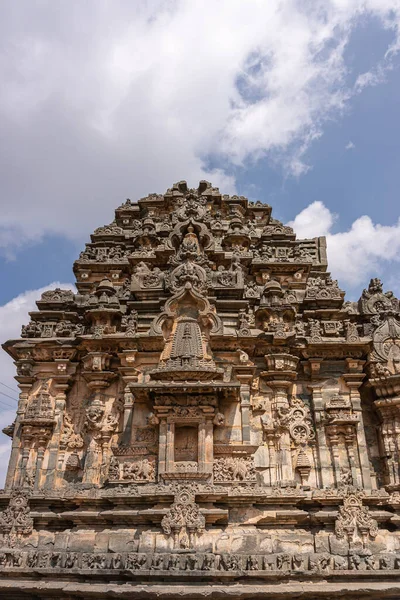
top-left (1, 180), bottom-right (400, 599)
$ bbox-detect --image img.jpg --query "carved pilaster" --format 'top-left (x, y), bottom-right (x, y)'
top-left (82, 361), bottom-right (116, 485)
top-left (344, 427), bottom-right (359, 489)
top-left (308, 382), bottom-right (333, 489)
top-left (12, 378), bottom-right (56, 490)
top-left (374, 398), bottom-right (400, 489)
top-left (158, 417), bottom-right (168, 476)
top-left (326, 427), bottom-right (341, 485)
top-left (231, 362), bottom-right (256, 444)
top-left (117, 350), bottom-right (139, 446)
top-left (239, 383), bottom-right (251, 443)
top-left (5, 383), bottom-right (31, 491)
top-left (343, 359), bottom-right (371, 489)
top-left (262, 353), bottom-right (299, 483)
top-left (122, 385), bottom-right (135, 445)
top-left (205, 416), bottom-right (214, 474)
top-left (49, 373), bottom-right (76, 488)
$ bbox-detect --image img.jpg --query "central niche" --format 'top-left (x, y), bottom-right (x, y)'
top-left (175, 425), bottom-right (199, 462)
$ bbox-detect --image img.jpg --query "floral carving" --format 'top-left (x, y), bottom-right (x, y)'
top-left (335, 490), bottom-right (378, 550)
top-left (0, 492), bottom-right (34, 547)
top-left (161, 488), bottom-right (205, 549)
top-left (277, 396), bottom-right (315, 446)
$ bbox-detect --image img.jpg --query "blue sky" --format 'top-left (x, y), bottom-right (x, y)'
top-left (0, 1), bottom-right (400, 483)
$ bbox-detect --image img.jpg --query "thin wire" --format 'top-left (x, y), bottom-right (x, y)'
top-left (0, 397), bottom-right (16, 410)
top-left (0, 390), bottom-right (18, 403)
top-left (0, 380), bottom-right (18, 393)
top-left (0, 380), bottom-right (18, 394)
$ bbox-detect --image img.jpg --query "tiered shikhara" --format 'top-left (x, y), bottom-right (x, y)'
top-left (1, 181), bottom-right (400, 599)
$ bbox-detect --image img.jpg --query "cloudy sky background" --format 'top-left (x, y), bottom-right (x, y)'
top-left (1, 0), bottom-right (400, 485)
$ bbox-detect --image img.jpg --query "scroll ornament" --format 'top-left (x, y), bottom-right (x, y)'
top-left (161, 487), bottom-right (205, 549)
top-left (0, 492), bottom-right (34, 547)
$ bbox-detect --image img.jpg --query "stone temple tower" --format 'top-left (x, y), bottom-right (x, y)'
top-left (1, 180), bottom-right (400, 599)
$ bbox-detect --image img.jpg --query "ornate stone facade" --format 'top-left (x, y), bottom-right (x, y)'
top-left (1, 180), bottom-right (400, 598)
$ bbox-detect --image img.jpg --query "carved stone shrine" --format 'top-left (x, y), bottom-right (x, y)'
top-left (2, 180), bottom-right (400, 598)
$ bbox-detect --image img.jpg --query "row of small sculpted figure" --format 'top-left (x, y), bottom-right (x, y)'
top-left (0, 551), bottom-right (399, 572)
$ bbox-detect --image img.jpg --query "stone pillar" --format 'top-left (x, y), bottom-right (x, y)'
top-left (46, 375), bottom-right (72, 489)
top-left (198, 420), bottom-right (206, 473)
top-left (263, 353), bottom-right (299, 484)
top-left (308, 383), bottom-right (334, 489)
top-left (83, 436), bottom-right (102, 484)
top-left (198, 414), bottom-right (214, 473)
top-left (166, 421), bottom-right (175, 472)
top-left (343, 360), bottom-right (372, 489)
top-left (34, 430), bottom-right (49, 490)
top-left (117, 352), bottom-right (139, 446)
top-left (266, 432), bottom-right (277, 486)
top-left (375, 402), bottom-right (400, 488)
top-left (122, 385), bottom-right (135, 445)
top-left (239, 383), bottom-right (251, 443)
top-left (233, 367), bottom-right (256, 444)
top-left (327, 427), bottom-right (341, 486)
top-left (204, 417), bottom-right (214, 474)
top-left (82, 393), bottom-right (102, 484)
top-left (270, 382), bottom-right (293, 482)
top-left (17, 431), bottom-right (33, 488)
top-left (158, 417), bottom-right (168, 477)
top-left (5, 383), bottom-right (31, 490)
top-left (345, 427), bottom-right (360, 487)
top-left (82, 366), bottom-right (114, 485)
top-left (100, 431), bottom-right (114, 483)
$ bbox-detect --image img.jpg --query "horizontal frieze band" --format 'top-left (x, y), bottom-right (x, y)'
top-left (0, 550), bottom-right (399, 575)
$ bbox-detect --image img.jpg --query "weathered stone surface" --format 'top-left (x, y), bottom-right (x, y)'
top-left (1, 180), bottom-right (400, 598)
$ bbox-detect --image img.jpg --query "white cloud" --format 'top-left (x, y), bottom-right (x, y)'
top-left (0, 1), bottom-right (399, 250)
top-left (288, 201), bottom-right (336, 238)
top-left (345, 141), bottom-right (355, 150)
top-left (289, 202), bottom-right (400, 292)
top-left (0, 282), bottom-right (75, 487)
